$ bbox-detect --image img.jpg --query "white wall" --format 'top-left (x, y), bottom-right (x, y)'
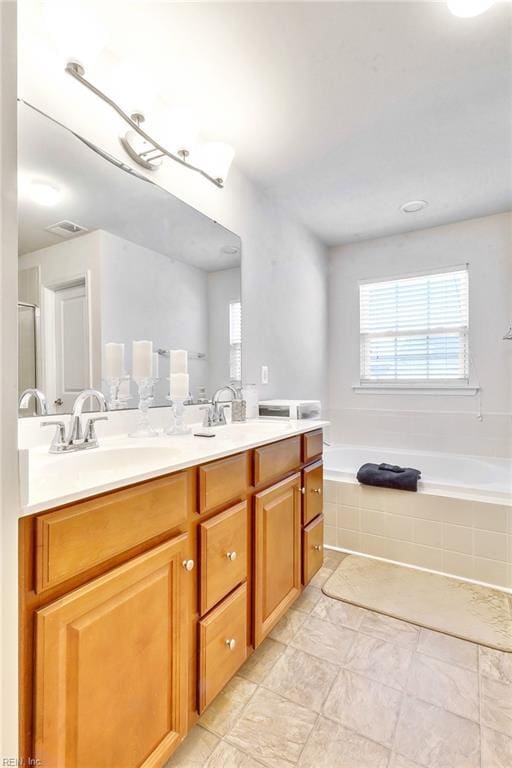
top-left (0, 1), bottom-right (18, 756)
top-left (207, 267), bottom-right (241, 393)
top-left (328, 212), bottom-right (512, 457)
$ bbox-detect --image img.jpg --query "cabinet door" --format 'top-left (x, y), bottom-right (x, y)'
top-left (34, 535), bottom-right (190, 768)
top-left (302, 461), bottom-right (323, 526)
top-left (254, 473), bottom-right (301, 647)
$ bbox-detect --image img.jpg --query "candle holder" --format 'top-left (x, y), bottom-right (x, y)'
top-left (165, 396), bottom-right (191, 436)
top-left (129, 377), bottom-right (158, 438)
top-left (106, 375), bottom-right (131, 410)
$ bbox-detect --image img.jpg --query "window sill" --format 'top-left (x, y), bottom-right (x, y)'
top-left (353, 384), bottom-right (480, 396)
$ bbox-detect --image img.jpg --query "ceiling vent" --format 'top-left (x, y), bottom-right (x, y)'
top-left (45, 220), bottom-right (88, 238)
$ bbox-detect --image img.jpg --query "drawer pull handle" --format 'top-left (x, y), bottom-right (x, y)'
top-left (312, 488), bottom-right (322, 495)
top-left (313, 544), bottom-right (323, 552)
top-left (226, 551), bottom-right (237, 562)
top-left (182, 559), bottom-right (195, 572)
top-left (225, 638), bottom-right (237, 651)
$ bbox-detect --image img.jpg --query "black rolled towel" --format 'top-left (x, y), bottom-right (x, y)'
top-left (356, 462), bottom-right (421, 492)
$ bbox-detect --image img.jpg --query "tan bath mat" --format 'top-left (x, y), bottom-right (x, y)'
top-left (323, 554), bottom-right (512, 652)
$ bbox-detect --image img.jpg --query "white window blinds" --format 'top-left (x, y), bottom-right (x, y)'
top-left (229, 300), bottom-right (242, 383)
top-left (359, 267), bottom-right (469, 384)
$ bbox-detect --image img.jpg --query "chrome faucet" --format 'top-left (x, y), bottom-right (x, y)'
top-left (19, 388), bottom-right (48, 416)
top-left (200, 385), bottom-right (238, 427)
top-left (42, 389), bottom-right (109, 453)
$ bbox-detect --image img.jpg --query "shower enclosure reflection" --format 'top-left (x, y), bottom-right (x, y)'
top-left (18, 103), bottom-right (242, 417)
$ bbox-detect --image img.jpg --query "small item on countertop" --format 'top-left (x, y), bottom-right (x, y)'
top-left (356, 462), bottom-right (421, 492)
top-left (378, 462), bottom-right (405, 473)
top-left (194, 430), bottom-right (216, 438)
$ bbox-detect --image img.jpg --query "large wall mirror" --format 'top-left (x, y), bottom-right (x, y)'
top-left (18, 103), bottom-right (242, 416)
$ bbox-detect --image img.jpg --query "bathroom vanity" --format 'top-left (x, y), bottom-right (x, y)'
top-left (19, 424), bottom-right (325, 767)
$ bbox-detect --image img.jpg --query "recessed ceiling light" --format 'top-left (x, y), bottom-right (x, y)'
top-left (400, 200), bottom-right (428, 214)
top-left (447, 0), bottom-right (495, 18)
top-left (221, 245), bottom-right (239, 255)
top-left (28, 181), bottom-right (62, 207)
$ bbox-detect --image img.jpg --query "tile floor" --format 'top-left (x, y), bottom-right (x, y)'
top-left (166, 550), bottom-right (512, 768)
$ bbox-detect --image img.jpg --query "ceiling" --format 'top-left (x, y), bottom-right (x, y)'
top-left (18, 103), bottom-right (241, 270)
top-left (19, 1), bottom-right (512, 245)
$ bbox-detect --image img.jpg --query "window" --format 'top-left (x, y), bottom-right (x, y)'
top-left (359, 267), bottom-right (469, 385)
top-left (229, 300), bottom-right (242, 383)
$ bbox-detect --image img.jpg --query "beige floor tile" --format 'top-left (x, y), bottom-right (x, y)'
top-left (359, 611), bottom-right (420, 649)
top-left (406, 653), bottom-right (479, 722)
top-left (165, 725), bottom-right (219, 767)
top-left (323, 548), bottom-right (347, 570)
top-left (226, 687), bottom-right (316, 768)
top-left (394, 695), bottom-right (480, 768)
top-left (309, 566), bottom-right (333, 587)
top-left (322, 668), bottom-right (402, 748)
top-left (479, 645), bottom-right (512, 685)
top-left (290, 614), bottom-right (357, 666)
top-left (293, 585), bottom-right (322, 614)
top-left (312, 594), bottom-right (365, 630)
top-left (199, 677), bottom-right (257, 737)
top-left (480, 675), bottom-right (512, 737)
top-left (343, 632), bottom-right (413, 691)
top-left (389, 754), bottom-right (424, 768)
top-left (262, 645), bottom-right (338, 712)
top-left (269, 608), bottom-right (306, 644)
top-left (417, 628), bottom-right (478, 671)
top-left (481, 726), bottom-right (512, 768)
top-left (298, 715), bottom-right (390, 768)
top-left (238, 638), bottom-right (286, 684)
top-left (206, 740), bottom-right (266, 768)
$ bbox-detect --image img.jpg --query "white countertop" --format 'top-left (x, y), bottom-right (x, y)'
top-left (20, 419), bottom-right (329, 516)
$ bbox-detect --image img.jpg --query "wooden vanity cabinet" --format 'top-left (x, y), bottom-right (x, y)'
top-left (20, 428), bottom-right (324, 767)
top-left (34, 535), bottom-right (189, 768)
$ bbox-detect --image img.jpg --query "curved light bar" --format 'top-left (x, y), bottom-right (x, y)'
top-left (65, 62), bottom-right (228, 187)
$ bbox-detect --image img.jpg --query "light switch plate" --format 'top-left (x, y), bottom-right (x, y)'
top-left (261, 365), bottom-right (269, 384)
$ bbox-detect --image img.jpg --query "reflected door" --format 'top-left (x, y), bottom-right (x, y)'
top-left (54, 281), bottom-right (90, 411)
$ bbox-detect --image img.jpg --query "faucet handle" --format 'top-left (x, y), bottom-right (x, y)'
top-left (84, 416), bottom-right (108, 444)
top-left (199, 405), bottom-right (215, 427)
top-left (41, 421), bottom-right (67, 452)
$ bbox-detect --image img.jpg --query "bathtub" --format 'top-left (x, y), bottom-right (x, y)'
top-left (323, 444), bottom-right (512, 589)
top-left (324, 444), bottom-right (511, 498)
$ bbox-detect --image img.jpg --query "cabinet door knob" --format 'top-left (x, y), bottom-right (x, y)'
top-left (313, 544), bottom-right (323, 552)
top-left (226, 551), bottom-right (237, 561)
top-left (182, 559), bottom-right (195, 572)
top-left (312, 488), bottom-right (322, 495)
top-left (300, 487), bottom-right (305, 495)
top-left (225, 638), bottom-right (236, 651)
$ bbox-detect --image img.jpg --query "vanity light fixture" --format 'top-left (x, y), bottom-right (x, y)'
top-left (400, 200), bottom-right (428, 214)
top-left (65, 62), bottom-right (235, 187)
top-left (28, 181), bottom-right (62, 207)
top-left (447, 0), bottom-right (495, 17)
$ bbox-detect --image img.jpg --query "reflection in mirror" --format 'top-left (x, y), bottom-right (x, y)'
top-left (18, 103), bottom-right (242, 416)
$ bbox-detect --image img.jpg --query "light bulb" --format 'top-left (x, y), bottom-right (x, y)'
top-left (28, 181), bottom-right (62, 207)
top-left (197, 142), bottom-right (235, 184)
top-left (447, 0), bottom-right (495, 18)
top-left (103, 59), bottom-right (158, 118)
top-left (162, 105), bottom-right (200, 158)
top-left (42, 1), bottom-right (108, 67)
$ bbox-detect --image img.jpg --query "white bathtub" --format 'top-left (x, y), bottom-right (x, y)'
top-left (324, 443), bottom-right (512, 500)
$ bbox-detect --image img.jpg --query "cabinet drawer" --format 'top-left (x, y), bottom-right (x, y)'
top-left (200, 501), bottom-right (247, 615)
top-left (198, 453), bottom-right (249, 514)
top-left (254, 436), bottom-right (301, 487)
top-left (198, 583), bottom-right (247, 712)
top-left (303, 514), bottom-right (324, 585)
top-left (303, 429), bottom-right (323, 463)
top-left (35, 472), bottom-right (189, 594)
top-left (302, 461), bottom-right (323, 526)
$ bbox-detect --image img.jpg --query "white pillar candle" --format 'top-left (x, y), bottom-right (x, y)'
top-left (152, 352), bottom-right (159, 379)
top-left (132, 340), bottom-right (153, 379)
top-left (105, 342), bottom-right (124, 379)
top-left (170, 349), bottom-right (188, 374)
top-left (169, 373), bottom-right (189, 400)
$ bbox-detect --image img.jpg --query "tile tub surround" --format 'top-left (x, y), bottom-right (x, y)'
top-left (165, 557), bottom-right (512, 768)
top-left (323, 479), bottom-right (512, 589)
